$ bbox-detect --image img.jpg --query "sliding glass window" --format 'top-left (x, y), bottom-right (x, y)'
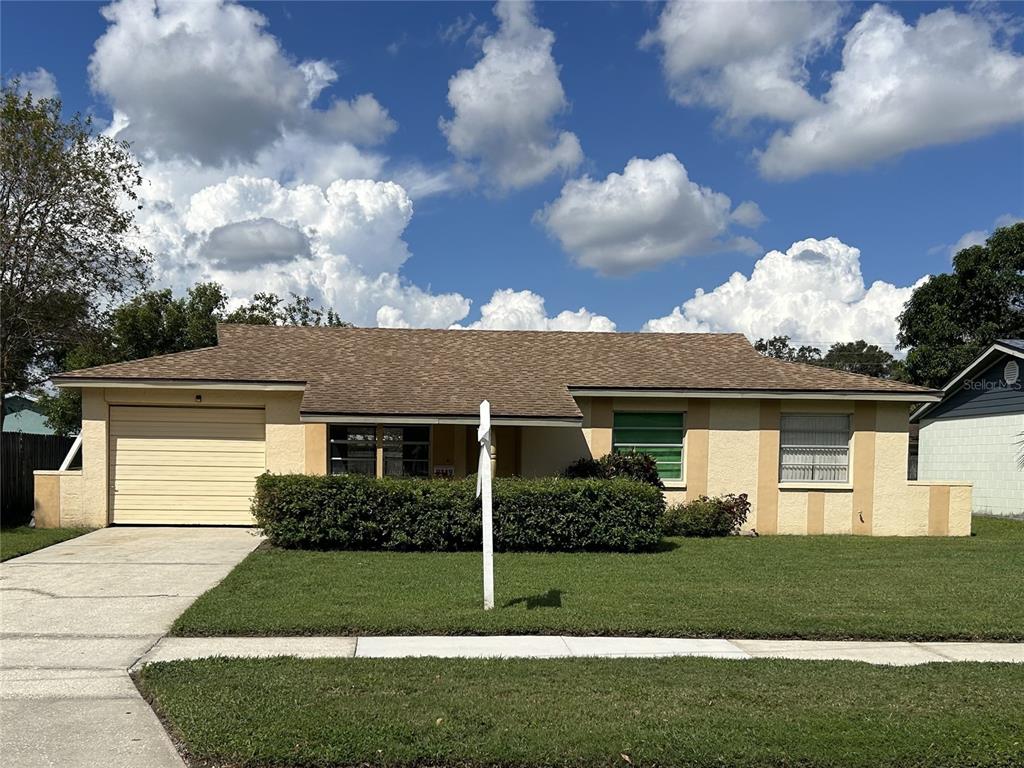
top-left (383, 426), bottom-right (430, 478)
top-left (328, 425), bottom-right (376, 476)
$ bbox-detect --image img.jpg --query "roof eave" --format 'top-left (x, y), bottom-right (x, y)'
top-left (568, 387), bottom-right (939, 402)
top-left (51, 377), bottom-right (307, 392)
top-left (300, 412), bottom-right (583, 428)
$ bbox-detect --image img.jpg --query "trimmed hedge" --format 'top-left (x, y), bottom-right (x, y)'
top-left (660, 494), bottom-right (751, 538)
top-left (252, 473), bottom-right (664, 553)
top-left (561, 453), bottom-right (664, 488)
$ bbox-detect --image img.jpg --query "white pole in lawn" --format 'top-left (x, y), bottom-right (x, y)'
top-left (476, 399), bottom-right (495, 610)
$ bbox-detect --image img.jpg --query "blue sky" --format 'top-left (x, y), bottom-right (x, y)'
top-left (3, 0), bottom-right (1022, 347)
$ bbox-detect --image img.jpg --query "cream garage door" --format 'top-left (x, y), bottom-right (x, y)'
top-left (110, 405), bottom-right (266, 525)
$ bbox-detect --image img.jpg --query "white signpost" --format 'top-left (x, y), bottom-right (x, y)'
top-left (476, 399), bottom-right (495, 610)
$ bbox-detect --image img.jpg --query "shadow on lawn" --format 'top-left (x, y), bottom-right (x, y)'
top-left (503, 589), bottom-right (563, 610)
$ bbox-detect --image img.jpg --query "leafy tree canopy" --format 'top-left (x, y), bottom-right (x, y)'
top-left (0, 84), bottom-right (149, 426)
top-left (754, 335), bottom-right (899, 379)
top-left (821, 340), bottom-right (897, 379)
top-left (898, 223), bottom-right (1024, 388)
top-left (754, 336), bottom-right (824, 364)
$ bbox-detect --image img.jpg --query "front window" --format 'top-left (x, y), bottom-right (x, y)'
top-left (383, 425), bottom-right (430, 477)
top-left (612, 412), bottom-right (685, 481)
top-left (779, 413), bottom-right (850, 483)
top-left (328, 425), bottom-right (376, 476)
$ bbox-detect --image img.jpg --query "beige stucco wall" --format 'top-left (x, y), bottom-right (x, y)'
top-left (521, 425), bottom-right (595, 478)
top-left (574, 395), bottom-right (971, 537)
top-left (32, 470), bottom-right (86, 529)
top-left (32, 472), bottom-right (62, 528)
top-left (49, 386), bottom-right (971, 536)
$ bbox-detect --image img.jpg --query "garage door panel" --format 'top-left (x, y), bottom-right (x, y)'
top-left (109, 406), bottom-right (265, 424)
top-left (110, 422), bottom-right (265, 440)
top-left (110, 406), bottom-right (265, 525)
top-left (111, 464), bottom-right (265, 480)
top-left (111, 437), bottom-right (266, 453)
top-left (110, 514), bottom-right (256, 525)
top-left (113, 495), bottom-right (255, 511)
top-left (112, 480), bottom-right (259, 496)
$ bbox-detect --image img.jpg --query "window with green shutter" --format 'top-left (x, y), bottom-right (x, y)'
top-left (612, 412), bottom-right (685, 481)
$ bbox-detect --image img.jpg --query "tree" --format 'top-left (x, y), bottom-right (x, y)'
top-left (754, 336), bottom-right (822, 363)
top-left (898, 223), bottom-right (1024, 388)
top-left (755, 335), bottom-right (900, 378)
top-left (0, 84), bottom-right (149, 428)
top-left (40, 283), bottom-right (350, 435)
top-left (821, 340), bottom-right (896, 378)
top-left (223, 292), bottom-right (349, 327)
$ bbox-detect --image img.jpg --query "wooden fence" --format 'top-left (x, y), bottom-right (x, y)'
top-left (1, 432), bottom-right (77, 527)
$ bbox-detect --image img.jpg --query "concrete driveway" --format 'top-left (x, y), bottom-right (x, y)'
top-left (0, 526), bottom-right (260, 768)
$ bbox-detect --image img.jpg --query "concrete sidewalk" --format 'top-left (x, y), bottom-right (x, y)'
top-left (138, 634), bottom-right (1024, 668)
top-left (0, 527), bottom-right (261, 768)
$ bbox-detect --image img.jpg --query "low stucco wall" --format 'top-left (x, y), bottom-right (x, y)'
top-left (32, 470), bottom-right (84, 529)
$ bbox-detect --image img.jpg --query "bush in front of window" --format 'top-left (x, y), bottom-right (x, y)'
top-left (251, 473), bottom-right (664, 553)
top-left (560, 453), bottom-right (664, 488)
top-left (660, 494), bottom-right (751, 538)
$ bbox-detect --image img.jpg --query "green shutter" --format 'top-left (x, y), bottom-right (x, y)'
top-left (613, 412), bottom-right (683, 429)
top-left (612, 412), bottom-right (685, 482)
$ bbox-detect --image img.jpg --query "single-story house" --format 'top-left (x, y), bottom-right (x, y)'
top-left (35, 324), bottom-right (971, 535)
top-left (3, 392), bottom-right (54, 435)
top-left (911, 339), bottom-right (1023, 518)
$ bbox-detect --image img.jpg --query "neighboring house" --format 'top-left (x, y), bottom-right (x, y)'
top-left (36, 324), bottom-right (971, 535)
top-left (911, 340), bottom-right (1024, 518)
top-left (3, 393), bottom-right (54, 435)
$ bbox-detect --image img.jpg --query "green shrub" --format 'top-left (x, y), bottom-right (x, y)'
top-left (661, 494), bottom-right (751, 538)
top-left (252, 473), bottom-right (664, 553)
top-left (561, 453), bottom-right (664, 488)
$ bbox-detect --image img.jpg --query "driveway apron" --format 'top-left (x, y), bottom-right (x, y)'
top-left (0, 526), bottom-right (260, 768)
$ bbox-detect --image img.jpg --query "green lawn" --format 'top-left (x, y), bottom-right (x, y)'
top-left (139, 656), bottom-right (1024, 768)
top-left (173, 516), bottom-right (1024, 641)
top-left (0, 526), bottom-right (91, 561)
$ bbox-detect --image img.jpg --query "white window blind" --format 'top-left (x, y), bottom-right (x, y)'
top-left (779, 414), bottom-right (850, 483)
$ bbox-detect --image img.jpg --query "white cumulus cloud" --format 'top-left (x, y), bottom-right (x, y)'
top-left (758, 6), bottom-right (1024, 179)
top-left (451, 289), bottom-right (615, 332)
top-left (643, 3), bottom-right (1024, 179)
top-left (440, 0), bottom-right (582, 191)
top-left (89, 0), bottom-right (395, 165)
top-left (136, 173), bottom-right (470, 328)
top-left (641, 1), bottom-right (842, 123)
top-left (185, 176), bottom-right (414, 275)
top-left (537, 154), bottom-right (762, 275)
top-left (9, 67), bottom-right (59, 100)
top-left (643, 237), bottom-right (926, 349)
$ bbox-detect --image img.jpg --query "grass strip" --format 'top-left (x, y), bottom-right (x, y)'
top-left (0, 526), bottom-right (91, 561)
top-left (139, 655), bottom-right (1024, 768)
top-left (172, 516), bottom-right (1024, 641)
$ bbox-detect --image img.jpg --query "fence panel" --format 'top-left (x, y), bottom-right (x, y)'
top-left (1, 433), bottom-right (77, 526)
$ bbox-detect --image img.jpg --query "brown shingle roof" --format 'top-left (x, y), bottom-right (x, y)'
top-left (53, 325), bottom-right (938, 420)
